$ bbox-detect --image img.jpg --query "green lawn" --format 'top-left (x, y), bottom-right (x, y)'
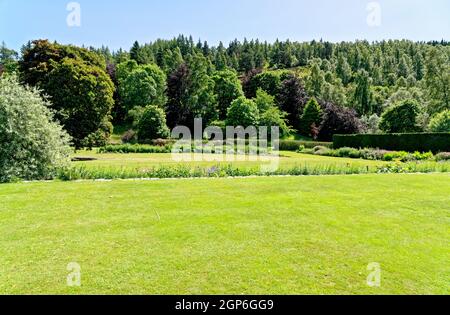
top-left (1, 174), bottom-right (449, 294)
top-left (73, 150), bottom-right (385, 171)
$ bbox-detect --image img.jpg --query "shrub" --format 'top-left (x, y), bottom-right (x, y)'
top-left (226, 96), bottom-right (259, 127)
top-left (429, 110), bottom-right (450, 132)
top-left (136, 105), bottom-right (170, 142)
top-left (0, 76), bottom-right (71, 182)
top-left (99, 144), bottom-right (172, 154)
top-left (299, 97), bottom-right (323, 136)
top-left (318, 102), bottom-right (362, 141)
top-left (302, 142), bottom-right (439, 162)
top-left (81, 119), bottom-right (113, 149)
top-left (360, 114), bottom-right (381, 134)
top-left (435, 152), bottom-right (450, 161)
top-left (333, 133), bottom-right (450, 153)
top-left (278, 140), bottom-right (333, 151)
top-left (380, 99), bottom-right (421, 133)
top-left (121, 130), bottom-right (137, 144)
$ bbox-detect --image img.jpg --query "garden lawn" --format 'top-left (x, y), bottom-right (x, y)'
top-left (0, 174), bottom-right (449, 294)
top-left (73, 151), bottom-right (385, 171)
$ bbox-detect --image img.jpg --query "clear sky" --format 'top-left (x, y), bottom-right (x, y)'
top-left (1, 0), bottom-right (449, 51)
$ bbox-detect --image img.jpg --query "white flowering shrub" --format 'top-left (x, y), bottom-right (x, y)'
top-left (0, 76), bottom-right (72, 182)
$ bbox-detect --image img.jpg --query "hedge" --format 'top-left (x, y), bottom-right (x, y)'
top-left (99, 144), bottom-right (172, 154)
top-left (278, 140), bottom-right (333, 151)
top-left (333, 133), bottom-right (450, 153)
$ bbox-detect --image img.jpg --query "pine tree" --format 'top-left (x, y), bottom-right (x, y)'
top-left (299, 98), bottom-right (323, 136)
top-left (306, 62), bottom-right (325, 98)
top-left (130, 41), bottom-right (141, 63)
top-left (353, 69), bottom-right (372, 115)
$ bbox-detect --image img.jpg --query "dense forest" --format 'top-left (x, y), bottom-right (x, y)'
top-left (0, 36), bottom-right (449, 146)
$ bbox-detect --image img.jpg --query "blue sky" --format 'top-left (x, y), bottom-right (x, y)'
top-left (1, 0), bottom-right (449, 51)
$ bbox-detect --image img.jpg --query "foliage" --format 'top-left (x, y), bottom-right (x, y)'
top-left (424, 47), bottom-right (450, 113)
top-left (303, 146), bottom-right (435, 162)
top-left (318, 102), bottom-right (362, 141)
top-left (81, 118), bottom-right (113, 149)
top-left (212, 69), bottom-right (244, 119)
top-left (353, 69), bottom-right (372, 115)
top-left (43, 58), bottom-right (115, 148)
top-left (380, 99), bottom-right (421, 133)
top-left (360, 114), bottom-right (381, 134)
top-left (333, 133), bottom-right (450, 153)
top-left (166, 54), bottom-right (218, 129)
top-left (299, 98), bottom-right (323, 137)
top-left (98, 144), bottom-right (172, 154)
top-left (245, 71), bottom-right (283, 98)
top-left (121, 129), bottom-right (137, 144)
top-left (435, 152), bottom-right (450, 161)
top-left (259, 106), bottom-right (292, 137)
top-left (19, 40), bottom-right (114, 148)
top-left (0, 76), bottom-right (71, 182)
top-left (306, 60), bottom-right (324, 98)
top-left (226, 96), bottom-right (259, 127)
top-left (428, 110), bottom-right (450, 132)
top-left (136, 105), bottom-right (170, 141)
top-left (0, 42), bottom-right (19, 75)
top-left (277, 74), bottom-right (308, 128)
top-left (20, 40), bottom-right (106, 86)
top-left (117, 61), bottom-right (167, 111)
top-left (278, 140), bottom-right (333, 151)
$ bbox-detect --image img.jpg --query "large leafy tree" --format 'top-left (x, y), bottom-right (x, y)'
top-left (0, 76), bottom-right (71, 182)
top-left (424, 48), bottom-right (450, 114)
top-left (245, 71), bottom-right (283, 98)
top-left (380, 99), bottom-right (421, 133)
top-left (226, 96), bottom-right (260, 127)
top-left (254, 90), bottom-right (292, 136)
top-left (212, 69), bottom-right (244, 120)
top-left (117, 61), bottom-right (167, 111)
top-left (335, 54), bottom-right (353, 85)
top-left (428, 110), bottom-right (450, 132)
top-left (43, 58), bottom-right (115, 147)
top-left (318, 102), bottom-right (362, 141)
top-left (19, 40), bottom-right (115, 148)
top-left (166, 53), bottom-right (218, 129)
top-left (277, 74), bottom-right (309, 129)
top-left (306, 61), bottom-right (325, 98)
top-left (353, 69), bottom-right (372, 115)
top-left (0, 42), bottom-right (18, 75)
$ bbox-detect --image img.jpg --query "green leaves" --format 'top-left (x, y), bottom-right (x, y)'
top-left (380, 99), bottom-right (421, 133)
top-left (226, 96), bottom-right (259, 127)
top-left (429, 110), bottom-right (450, 132)
top-left (136, 105), bottom-right (170, 141)
top-left (0, 76), bottom-right (71, 182)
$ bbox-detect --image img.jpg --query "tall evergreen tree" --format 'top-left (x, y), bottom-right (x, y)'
top-left (353, 69), bottom-right (372, 115)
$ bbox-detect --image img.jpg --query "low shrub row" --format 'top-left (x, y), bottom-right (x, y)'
top-left (99, 144), bottom-right (172, 154)
top-left (99, 143), bottom-right (272, 155)
top-left (57, 162), bottom-right (450, 181)
top-left (333, 133), bottom-right (450, 153)
top-left (278, 140), bottom-right (333, 151)
top-left (300, 146), bottom-right (446, 163)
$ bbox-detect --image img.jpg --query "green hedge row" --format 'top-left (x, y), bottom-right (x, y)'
top-left (278, 140), bottom-right (333, 151)
top-left (99, 144), bottom-right (172, 154)
top-left (333, 133), bottom-right (450, 153)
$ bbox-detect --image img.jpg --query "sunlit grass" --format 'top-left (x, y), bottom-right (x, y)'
top-left (1, 174), bottom-right (449, 294)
